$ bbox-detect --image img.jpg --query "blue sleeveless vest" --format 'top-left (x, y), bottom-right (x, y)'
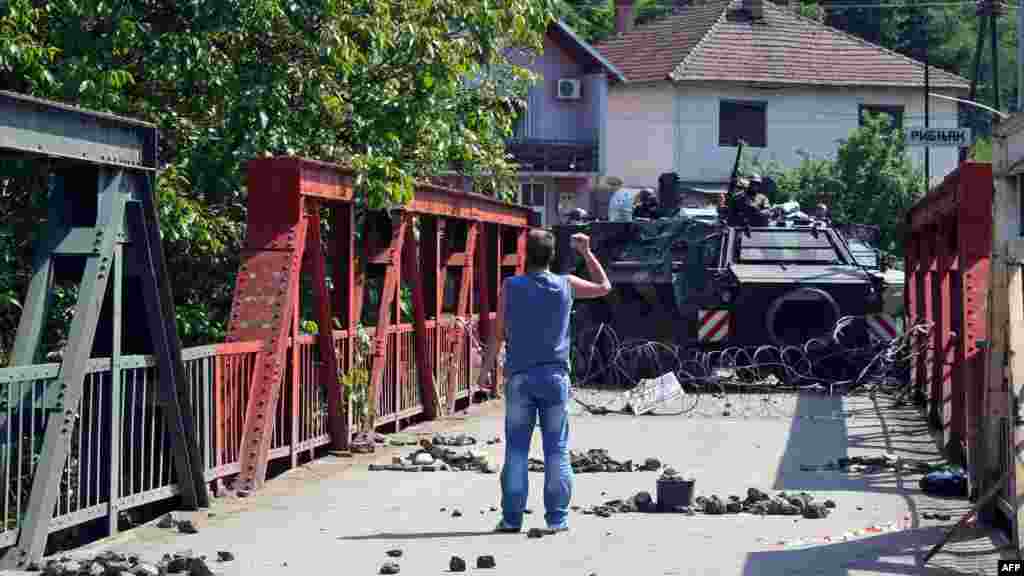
top-left (503, 272), bottom-right (573, 375)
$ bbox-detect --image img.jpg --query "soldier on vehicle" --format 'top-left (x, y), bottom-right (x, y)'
top-left (728, 175), bottom-right (771, 226)
top-left (632, 188), bottom-right (660, 220)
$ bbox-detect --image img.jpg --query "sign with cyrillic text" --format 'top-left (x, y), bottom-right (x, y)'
top-left (905, 127), bottom-right (972, 147)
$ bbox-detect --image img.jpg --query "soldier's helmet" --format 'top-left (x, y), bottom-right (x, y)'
top-left (565, 208), bottom-right (590, 224)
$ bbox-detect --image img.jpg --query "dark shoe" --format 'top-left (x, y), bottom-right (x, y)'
top-left (545, 525), bottom-right (569, 534)
top-left (494, 521), bottom-right (521, 533)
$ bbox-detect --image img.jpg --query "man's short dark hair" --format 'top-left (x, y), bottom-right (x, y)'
top-left (525, 228), bottom-right (555, 271)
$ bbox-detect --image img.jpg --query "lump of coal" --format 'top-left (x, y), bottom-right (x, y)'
top-left (746, 488), bottom-right (770, 503)
top-left (449, 556), bottom-right (467, 572)
top-left (780, 503), bottom-right (800, 516)
top-left (802, 503), bottom-right (829, 519)
top-left (476, 555), bottom-right (497, 569)
top-left (157, 513), bottom-right (176, 529)
top-left (641, 458), bottom-right (661, 471)
top-left (630, 491), bottom-right (655, 513)
top-left (379, 560), bottom-right (401, 574)
top-left (704, 496), bottom-right (726, 515)
top-left (177, 520), bottom-right (198, 534)
top-left (187, 557), bottom-right (215, 576)
top-left (216, 551), bottom-right (234, 562)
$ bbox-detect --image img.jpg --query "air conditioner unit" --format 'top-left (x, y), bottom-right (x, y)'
top-left (557, 78), bottom-right (581, 100)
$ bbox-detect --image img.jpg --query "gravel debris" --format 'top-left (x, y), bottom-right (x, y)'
top-left (526, 449), bottom-right (665, 474)
top-left (156, 513), bottom-right (176, 529)
top-left (176, 520), bottom-right (198, 534)
top-left (449, 556), bottom-right (467, 572)
top-left (216, 551), bottom-right (235, 562)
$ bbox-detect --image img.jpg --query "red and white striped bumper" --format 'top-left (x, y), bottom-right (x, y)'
top-left (698, 309), bottom-right (731, 343)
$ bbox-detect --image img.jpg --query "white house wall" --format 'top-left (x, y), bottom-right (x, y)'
top-left (606, 83), bottom-right (676, 188)
top-left (606, 82), bottom-right (962, 189)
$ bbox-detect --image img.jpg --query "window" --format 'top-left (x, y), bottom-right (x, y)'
top-left (719, 100), bottom-right (767, 148)
top-left (519, 182), bottom-right (546, 225)
top-left (858, 104), bottom-right (904, 132)
top-left (736, 230), bottom-right (842, 264)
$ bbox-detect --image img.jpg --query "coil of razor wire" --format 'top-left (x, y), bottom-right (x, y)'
top-left (454, 314), bottom-right (935, 416)
top-left (567, 316), bottom-right (935, 416)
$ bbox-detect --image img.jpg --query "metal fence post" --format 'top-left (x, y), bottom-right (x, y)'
top-left (107, 241), bottom-right (124, 536)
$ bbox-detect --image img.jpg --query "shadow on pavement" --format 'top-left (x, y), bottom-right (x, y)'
top-left (338, 530), bottom-right (503, 541)
top-left (743, 526), bottom-right (978, 576)
top-left (744, 392), bottom-right (1005, 575)
top-left (769, 393), bottom-right (863, 493)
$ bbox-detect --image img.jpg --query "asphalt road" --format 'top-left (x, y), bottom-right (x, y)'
top-left (49, 391), bottom-right (1013, 576)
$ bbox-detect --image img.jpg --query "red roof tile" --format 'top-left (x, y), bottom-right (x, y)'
top-left (594, 0), bottom-right (968, 89)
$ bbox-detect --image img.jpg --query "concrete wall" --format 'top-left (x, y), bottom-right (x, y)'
top-left (606, 82), bottom-right (964, 189)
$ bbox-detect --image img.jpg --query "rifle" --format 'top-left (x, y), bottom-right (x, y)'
top-left (722, 142), bottom-right (745, 220)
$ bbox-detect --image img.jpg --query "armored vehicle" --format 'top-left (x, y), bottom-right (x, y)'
top-left (554, 202), bottom-right (889, 350)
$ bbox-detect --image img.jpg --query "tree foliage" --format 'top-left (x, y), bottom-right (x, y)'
top-left (0, 0), bottom-right (557, 356)
top-left (742, 113), bottom-right (925, 258)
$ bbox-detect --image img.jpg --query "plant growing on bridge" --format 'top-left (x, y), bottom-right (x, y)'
top-left (340, 323), bottom-right (375, 432)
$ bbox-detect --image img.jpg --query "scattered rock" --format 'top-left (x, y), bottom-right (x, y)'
top-left (640, 458), bottom-right (661, 471)
top-left (824, 499), bottom-right (836, 509)
top-left (176, 520), bottom-right (198, 534)
top-left (133, 562), bottom-right (162, 576)
top-left (187, 557), bottom-right (215, 576)
top-left (216, 551), bottom-right (234, 562)
top-left (386, 549), bottom-right (403, 558)
top-left (802, 503), bottom-right (829, 519)
top-left (156, 513), bottom-right (176, 529)
top-left (630, 492), bottom-right (655, 513)
top-left (527, 528), bottom-right (545, 538)
top-left (476, 555), bottom-right (497, 569)
top-left (451, 509), bottom-right (463, 518)
top-left (379, 560), bottom-right (401, 574)
top-left (449, 556), bottom-right (467, 572)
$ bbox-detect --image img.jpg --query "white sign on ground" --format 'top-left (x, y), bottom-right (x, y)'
top-left (905, 127), bottom-right (972, 147)
top-left (627, 372), bottom-right (683, 416)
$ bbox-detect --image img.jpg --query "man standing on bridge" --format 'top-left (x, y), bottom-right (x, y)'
top-left (477, 228), bottom-right (611, 534)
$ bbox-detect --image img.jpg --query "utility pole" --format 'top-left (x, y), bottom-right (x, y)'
top-left (1018, 0), bottom-right (1023, 110)
top-left (961, 0), bottom-right (1004, 162)
top-left (924, 3), bottom-right (930, 189)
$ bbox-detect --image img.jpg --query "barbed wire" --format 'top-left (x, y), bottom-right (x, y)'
top-left (566, 316), bottom-right (932, 414)
top-left (457, 313), bottom-right (934, 414)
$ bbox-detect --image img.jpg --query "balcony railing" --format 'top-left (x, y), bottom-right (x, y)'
top-left (507, 139), bottom-right (598, 173)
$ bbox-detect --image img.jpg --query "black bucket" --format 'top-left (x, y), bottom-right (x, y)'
top-left (656, 478), bottom-right (695, 511)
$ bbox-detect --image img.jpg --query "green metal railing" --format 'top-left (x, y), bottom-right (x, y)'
top-left (0, 314), bottom-right (483, 551)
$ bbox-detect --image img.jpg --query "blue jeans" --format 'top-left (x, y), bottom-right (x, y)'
top-left (500, 365), bottom-right (573, 530)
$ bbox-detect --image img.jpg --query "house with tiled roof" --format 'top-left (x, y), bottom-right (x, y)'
top-left (590, 0), bottom-right (970, 214)
top-left (505, 21), bottom-right (625, 226)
